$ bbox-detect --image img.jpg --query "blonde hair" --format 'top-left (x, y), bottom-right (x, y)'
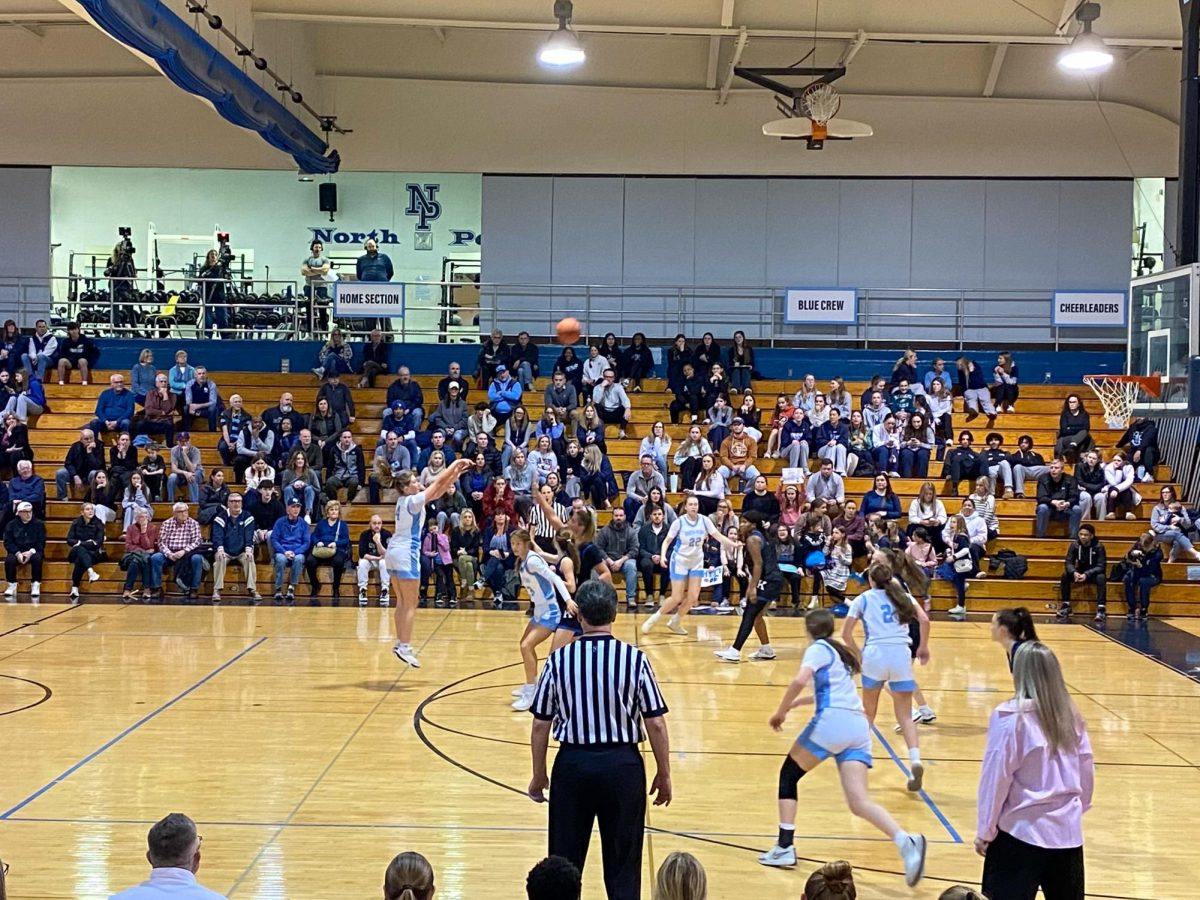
top-left (383, 851), bottom-right (435, 900)
top-left (653, 851), bottom-right (706, 900)
top-left (458, 509), bottom-right (478, 533)
top-left (803, 859), bottom-right (856, 900)
top-left (582, 444), bottom-right (604, 474)
top-left (1012, 641), bottom-right (1082, 753)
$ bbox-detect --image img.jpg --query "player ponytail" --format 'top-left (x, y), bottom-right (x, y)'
top-left (383, 851), bottom-right (435, 900)
top-left (878, 546), bottom-right (929, 598)
top-left (572, 507), bottom-right (596, 543)
top-left (804, 608), bottom-right (860, 674)
top-left (555, 529), bottom-right (581, 573)
top-left (803, 858), bottom-right (858, 900)
top-left (867, 562), bottom-right (918, 625)
top-left (994, 606), bottom-right (1038, 642)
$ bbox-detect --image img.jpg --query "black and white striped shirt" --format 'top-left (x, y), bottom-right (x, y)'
top-left (530, 634), bottom-right (668, 745)
top-left (530, 502), bottom-right (568, 541)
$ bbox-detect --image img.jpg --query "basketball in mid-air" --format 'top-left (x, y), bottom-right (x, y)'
top-left (556, 317), bottom-right (581, 345)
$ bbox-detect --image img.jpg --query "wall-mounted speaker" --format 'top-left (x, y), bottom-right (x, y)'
top-left (319, 182), bottom-right (338, 213)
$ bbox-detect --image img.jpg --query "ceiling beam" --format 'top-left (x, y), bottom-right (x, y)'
top-left (837, 29), bottom-right (867, 67)
top-left (705, 35), bottom-right (721, 89)
top-left (716, 26), bottom-right (747, 106)
top-left (1057, 0), bottom-right (1079, 35)
top-left (983, 42), bottom-right (1008, 97)
top-left (432, 25), bottom-right (447, 43)
top-left (252, 13), bottom-right (1182, 49)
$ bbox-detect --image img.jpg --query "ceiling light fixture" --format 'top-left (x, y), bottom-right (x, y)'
top-left (537, 0), bottom-right (585, 68)
top-left (1058, 2), bottom-right (1113, 73)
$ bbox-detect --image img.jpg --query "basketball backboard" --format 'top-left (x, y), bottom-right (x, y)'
top-left (1130, 264), bottom-right (1198, 412)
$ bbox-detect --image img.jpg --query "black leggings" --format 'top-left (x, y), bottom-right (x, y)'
top-left (982, 829), bottom-right (1084, 900)
top-left (306, 550), bottom-right (348, 594)
top-left (992, 383), bottom-right (1019, 409)
top-left (68, 546), bottom-right (104, 588)
top-left (732, 596), bottom-right (770, 651)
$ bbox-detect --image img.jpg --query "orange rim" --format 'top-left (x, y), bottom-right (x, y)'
top-left (1082, 374), bottom-right (1162, 399)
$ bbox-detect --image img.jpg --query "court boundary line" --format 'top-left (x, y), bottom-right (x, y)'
top-left (870, 725), bottom-right (964, 843)
top-left (0, 634), bottom-right (268, 820)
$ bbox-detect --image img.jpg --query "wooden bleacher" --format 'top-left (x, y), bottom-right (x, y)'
top-left (20, 372), bottom-right (1198, 616)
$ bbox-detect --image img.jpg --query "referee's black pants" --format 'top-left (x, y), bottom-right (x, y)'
top-left (549, 744), bottom-right (646, 900)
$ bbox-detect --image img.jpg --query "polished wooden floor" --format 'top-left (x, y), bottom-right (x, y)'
top-left (0, 603), bottom-right (1197, 899)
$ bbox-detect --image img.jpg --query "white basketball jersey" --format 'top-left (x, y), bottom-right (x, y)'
top-left (847, 587), bottom-right (913, 647)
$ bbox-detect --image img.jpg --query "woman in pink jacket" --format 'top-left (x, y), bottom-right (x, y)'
top-left (976, 641), bottom-right (1093, 900)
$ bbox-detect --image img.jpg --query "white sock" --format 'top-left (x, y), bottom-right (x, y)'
top-left (760, 644), bottom-right (772, 651)
top-left (909, 748), bottom-right (922, 765)
top-left (893, 831), bottom-right (912, 850)
top-left (920, 705), bottom-right (934, 716)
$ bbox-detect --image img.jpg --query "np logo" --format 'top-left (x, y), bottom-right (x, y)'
top-left (405, 183), bottom-right (442, 231)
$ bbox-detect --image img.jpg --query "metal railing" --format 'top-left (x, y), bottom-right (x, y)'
top-left (0, 275), bottom-right (1125, 348)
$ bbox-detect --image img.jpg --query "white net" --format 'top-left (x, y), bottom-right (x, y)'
top-left (1083, 376), bottom-right (1145, 429)
top-left (800, 83), bottom-right (841, 124)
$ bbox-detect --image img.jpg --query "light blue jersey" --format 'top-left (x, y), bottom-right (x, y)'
top-left (803, 639), bottom-right (864, 714)
top-left (666, 512), bottom-right (717, 576)
top-left (847, 587), bottom-right (913, 647)
top-left (385, 490), bottom-right (427, 579)
top-left (521, 552), bottom-right (570, 629)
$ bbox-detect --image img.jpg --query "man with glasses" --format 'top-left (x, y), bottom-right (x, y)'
top-left (89, 373), bottom-right (135, 439)
top-left (109, 812), bottom-right (225, 898)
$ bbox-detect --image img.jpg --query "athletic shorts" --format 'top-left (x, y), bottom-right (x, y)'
top-left (860, 643), bottom-right (916, 692)
top-left (907, 620), bottom-right (922, 660)
top-left (556, 613), bottom-right (583, 635)
top-left (532, 603), bottom-right (562, 632)
top-left (669, 554), bottom-right (705, 582)
top-left (796, 709), bottom-right (873, 767)
top-left (756, 577), bottom-right (784, 602)
top-left (385, 542), bottom-right (419, 581)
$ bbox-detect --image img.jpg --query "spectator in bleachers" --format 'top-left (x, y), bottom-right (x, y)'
top-left (1122, 532), bottom-right (1163, 620)
top-left (575, 403), bottom-right (607, 455)
top-left (793, 373), bottom-right (818, 411)
top-left (0, 370), bottom-right (13, 414)
top-left (379, 401), bottom-right (418, 457)
top-left (292, 427), bottom-right (322, 475)
top-left (579, 445), bottom-right (618, 511)
top-left (451, 508), bottom-right (484, 596)
top-left (311, 328), bottom-right (355, 381)
top-left (301, 240), bottom-right (332, 324)
top-left (109, 812), bottom-right (224, 900)
top-left (356, 514), bottom-right (391, 607)
top-left (9, 460), bottom-right (44, 523)
top-left (2, 501), bottom-right (43, 601)
top-left (687, 453), bottom-right (726, 515)
top-left (306, 499), bottom-right (351, 605)
top-left (862, 473), bottom-right (902, 528)
top-left (690, 332), bottom-right (718, 379)
top-left (487, 364), bottom-right (523, 427)
top-left (309, 396), bottom-right (345, 450)
top-left (1151, 486), bottom-right (1200, 562)
top-left (543, 370), bottom-right (577, 423)
top-left (924, 356), bottom-right (952, 394)
top-left (700, 363), bottom-right (729, 413)
top-left (553, 344), bottom-right (584, 396)
top-left (832, 498), bottom-right (867, 560)
top-left (717, 418), bottom-right (760, 493)
top-left (465, 400), bottom-right (496, 448)
top-left (505, 447), bottom-right (535, 500)
top-left (167, 350), bottom-right (195, 404)
top-left (371, 432), bottom-right (412, 503)
top-left (120, 507), bottom-right (158, 603)
top-left (924, 377), bottom-right (953, 445)
top-left (808, 393), bottom-right (830, 427)
top-left (625, 454), bottom-right (666, 521)
top-left (826, 377), bottom-right (852, 420)
top-left (1058, 523), bottom-right (1107, 621)
top-left (126, 352), bottom-right (155, 411)
top-left (121, 470), bottom-right (154, 529)
top-left (1075, 448), bottom-right (1107, 519)
top-left (860, 374), bottom-right (888, 411)
top-left (481, 509), bottom-right (515, 606)
top-left (777, 482), bottom-right (805, 529)
top-left (969, 476), bottom-right (1000, 542)
top-left (213, 393), bottom-right (247, 466)
top-left (669, 361), bottom-right (703, 425)
top-left (1009, 433), bottom-right (1048, 499)
top-left (743, 475), bottom-right (781, 522)
top-left (0, 414), bottom-right (33, 480)
top-left (55, 428), bottom-right (104, 500)
top-left (420, 518), bottom-right (454, 606)
top-left (1116, 416), bottom-right (1159, 483)
top-left (942, 430), bottom-right (979, 497)
top-left (860, 390), bottom-right (887, 431)
top-left (109, 431), bottom-right (138, 490)
top-left (899, 412), bottom-right (933, 479)
top-left (709, 497), bottom-right (740, 537)
top-left (250, 479), bottom-right (284, 533)
top-left (416, 429), bottom-right (456, 471)
top-left (955, 498), bottom-right (989, 565)
top-left (85, 469), bottom-right (118, 524)
top-left (845, 410), bottom-right (871, 476)
top-left (808, 458), bottom-right (845, 518)
top-left (502, 406), bottom-right (533, 467)
top-left (977, 432), bottom-right (1014, 498)
top-left (210, 492), bottom-right (259, 604)
top-left (198, 470), bottom-right (229, 527)
top-left (158, 502), bottom-right (204, 602)
top-left (598, 332), bottom-right (622, 370)
top-left (891, 348), bottom-right (921, 392)
top-left (261, 391), bottom-right (305, 438)
top-left (20, 319), bottom-right (56, 381)
top-left (621, 331), bottom-right (654, 393)
top-left (358, 328), bottom-right (391, 389)
top-left (0, 320), bottom-right (18, 375)
top-left (992, 351), bottom-right (1020, 412)
top-left (64, 501), bottom-right (105, 603)
top-left (5, 368), bottom-right (45, 424)
top-left (778, 407), bottom-right (811, 470)
top-left (593, 368), bottom-right (633, 440)
top-left (705, 394), bottom-right (732, 450)
top-left (470, 431), bottom-right (502, 475)
top-left (736, 392), bottom-right (762, 441)
top-left (888, 379), bottom-right (919, 416)
top-left (512, 330), bottom-right (540, 391)
top-left (872, 413), bottom-right (903, 478)
top-left (323, 430), bottom-right (365, 504)
top-left (597, 506), bottom-right (640, 609)
top-left (182, 367), bottom-right (220, 432)
top-left (1035, 458), bottom-right (1082, 538)
top-left (662, 333), bottom-right (689, 396)
top-left (816, 407), bottom-right (851, 476)
top-left (637, 505), bottom-right (670, 608)
top-left (234, 419), bottom-right (275, 485)
top-left (429, 381), bottom-right (469, 448)
top-left (356, 238), bottom-right (393, 283)
top-left (938, 513), bottom-right (975, 615)
top-left (1054, 394), bottom-right (1092, 460)
top-left (461, 452), bottom-right (492, 518)
top-left (270, 497), bottom-right (309, 605)
top-left (316, 370), bottom-right (356, 426)
top-left (89, 373), bottom-right (135, 439)
top-left (167, 432), bottom-right (203, 504)
top-left (476, 328), bottom-right (510, 385)
top-left (956, 355), bottom-right (998, 426)
top-left (908, 481), bottom-right (947, 546)
top-left (633, 485), bottom-right (676, 528)
top-left (139, 373), bottom-right (177, 448)
top-left (524, 435), bottom-right (557, 488)
top-left (763, 393), bottom-right (795, 460)
top-left (1102, 451), bottom-right (1141, 520)
top-left (671, 424), bottom-right (711, 492)
top-left (274, 417), bottom-right (298, 468)
top-left (637, 421), bottom-right (671, 479)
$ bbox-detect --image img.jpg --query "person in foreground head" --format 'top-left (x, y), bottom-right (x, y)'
top-left (526, 855), bottom-right (581, 900)
top-left (652, 851), bottom-right (706, 900)
top-left (108, 812), bottom-right (226, 899)
top-left (938, 887), bottom-right (986, 900)
top-left (383, 851), bottom-right (435, 900)
top-left (976, 641), bottom-right (1092, 900)
top-left (802, 860), bottom-right (856, 900)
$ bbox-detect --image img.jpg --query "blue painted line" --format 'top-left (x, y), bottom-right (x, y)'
top-left (871, 723), bottom-right (964, 844)
top-left (0, 636), bottom-right (268, 820)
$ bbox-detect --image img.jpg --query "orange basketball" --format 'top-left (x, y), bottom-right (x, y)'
top-left (556, 317), bottom-right (582, 345)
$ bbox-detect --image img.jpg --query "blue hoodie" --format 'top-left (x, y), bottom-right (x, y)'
top-left (270, 514), bottom-right (312, 555)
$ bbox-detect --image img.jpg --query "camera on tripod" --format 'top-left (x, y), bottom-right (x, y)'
top-left (216, 231), bottom-right (233, 268)
top-left (116, 226), bottom-right (136, 258)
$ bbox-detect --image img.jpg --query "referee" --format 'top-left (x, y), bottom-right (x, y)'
top-left (528, 579), bottom-right (672, 900)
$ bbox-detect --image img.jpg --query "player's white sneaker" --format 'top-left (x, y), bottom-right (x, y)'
top-left (749, 646), bottom-right (777, 660)
top-left (392, 643), bottom-right (421, 667)
top-left (713, 647), bottom-right (740, 663)
top-left (907, 761), bottom-right (925, 793)
top-left (900, 833), bottom-right (927, 886)
top-left (512, 686), bottom-right (536, 711)
top-left (666, 614), bottom-right (688, 635)
top-left (641, 611), bottom-right (661, 634)
top-left (758, 845), bottom-right (796, 867)
top-left (947, 604), bottom-right (966, 615)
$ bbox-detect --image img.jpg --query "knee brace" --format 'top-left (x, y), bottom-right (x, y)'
top-left (778, 756), bottom-right (806, 800)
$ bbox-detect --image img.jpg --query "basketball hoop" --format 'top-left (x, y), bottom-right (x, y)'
top-left (1082, 374), bottom-right (1161, 429)
top-left (800, 83), bottom-right (841, 142)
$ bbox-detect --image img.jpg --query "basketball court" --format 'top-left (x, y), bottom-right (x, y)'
top-left (0, 603), bottom-right (1197, 898)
